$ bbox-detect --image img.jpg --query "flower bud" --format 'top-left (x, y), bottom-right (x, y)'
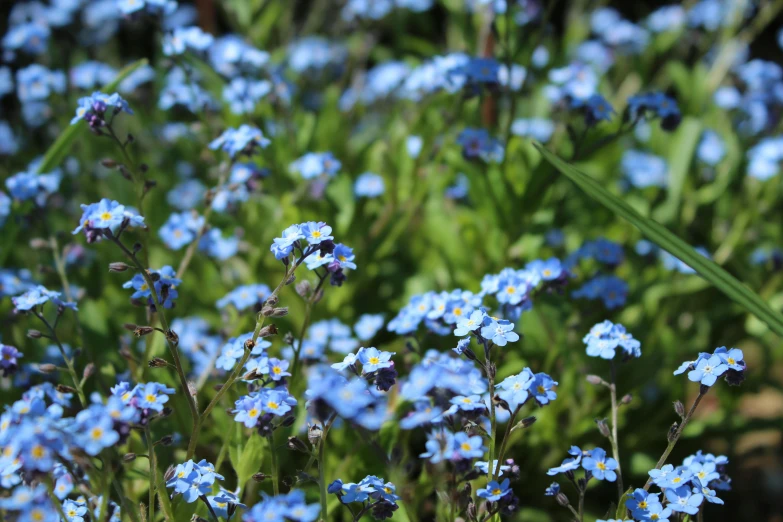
top-left (188, 381), bottom-right (198, 397)
top-left (38, 363), bottom-right (58, 374)
top-left (56, 384), bottom-right (77, 394)
top-left (281, 415), bottom-right (296, 428)
top-left (148, 357), bottom-right (168, 368)
top-left (596, 418), bottom-right (611, 438)
top-left (27, 329), bottom-right (43, 339)
top-left (466, 503), bottom-right (477, 522)
top-left (555, 492), bottom-right (570, 507)
top-left (109, 262), bottom-right (131, 272)
top-left (164, 465), bottom-right (176, 482)
top-left (29, 238), bottom-right (50, 249)
top-left (586, 374), bottom-right (605, 386)
top-left (258, 324), bottom-right (278, 338)
top-left (133, 326), bottom-right (155, 337)
top-left (159, 407), bottom-right (173, 419)
top-left (270, 307), bottom-right (289, 317)
top-left (83, 363), bottom-right (95, 380)
top-left (265, 295), bottom-right (279, 307)
top-left (101, 159), bottom-right (118, 168)
top-left (295, 280), bottom-right (312, 297)
top-left (252, 472), bottom-right (267, 482)
top-left (123, 453), bottom-right (137, 462)
top-left (308, 424), bottom-right (323, 446)
top-left (511, 416), bottom-right (537, 432)
top-left (283, 331), bottom-right (294, 345)
top-left (156, 435), bottom-right (173, 446)
top-left (287, 437), bottom-right (309, 453)
top-left (621, 394), bottom-right (632, 405)
top-left (673, 400), bottom-right (685, 417)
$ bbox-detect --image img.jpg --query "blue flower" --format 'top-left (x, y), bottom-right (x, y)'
top-left (714, 346), bottom-right (744, 371)
top-left (665, 485), bottom-right (703, 515)
top-left (480, 319), bottom-right (520, 347)
top-left (453, 432), bottom-right (485, 459)
top-left (290, 152), bottom-right (341, 179)
top-left (232, 395), bottom-right (264, 428)
top-left (209, 125), bottom-right (270, 158)
top-left (136, 382), bottom-right (175, 412)
top-left (496, 369), bottom-right (534, 410)
top-left (687, 354), bottom-right (728, 386)
top-left (582, 448), bottom-right (618, 481)
top-left (331, 244), bottom-right (357, 270)
top-left (354, 172), bottom-right (385, 198)
top-left (159, 211), bottom-right (204, 250)
top-left (450, 394), bottom-right (485, 412)
top-left (300, 221), bottom-right (334, 245)
top-left (625, 488), bottom-right (662, 519)
top-left (357, 347), bottom-right (394, 372)
top-left (454, 310), bottom-right (486, 336)
top-left (354, 314), bottom-right (384, 341)
top-left (544, 482), bottom-right (560, 496)
top-left (477, 479), bottom-right (512, 502)
top-left (457, 128), bottom-right (504, 163)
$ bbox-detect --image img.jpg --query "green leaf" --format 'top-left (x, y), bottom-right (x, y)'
top-left (652, 116), bottom-right (701, 223)
top-left (155, 469), bottom-right (175, 521)
top-left (616, 487), bottom-right (634, 520)
top-left (36, 58), bottom-right (149, 174)
top-left (535, 144), bottom-right (783, 338)
top-left (235, 434), bottom-right (265, 488)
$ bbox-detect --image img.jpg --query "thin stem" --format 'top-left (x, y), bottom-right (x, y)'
top-left (609, 361), bottom-right (624, 498)
top-left (565, 503), bottom-right (581, 521)
top-left (34, 311), bottom-right (86, 407)
top-left (643, 390), bottom-right (708, 491)
top-left (318, 435), bottom-right (328, 521)
top-left (200, 495), bottom-right (220, 522)
top-left (483, 339), bottom-right (497, 482)
top-left (493, 406), bottom-right (520, 477)
top-left (108, 233), bottom-right (201, 456)
top-left (145, 424), bottom-right (156, 522)
top-left (270, 434), bottom-right (280, 496)
top-left (578, 488), bottom-right (585, 522)
top-left (188, 253), bottom-right (310, 458)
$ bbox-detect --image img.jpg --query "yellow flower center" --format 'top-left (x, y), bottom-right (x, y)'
top-left (492, 488), bottom-right (502, 496)
top-left (100, 211), bottom-right (113, 221)
top-left (461, 443), bottom-right (472, 451)
top-left (267, 401), bottom-right (279, 410)
top-left (146, 394), bottom-right (157, 402)
top-left (272, 366), bottom-right (282, 374)
top-left (31, 445), bottom-right (45, 459)
top-left (91, 427), bottom-right (104, 440)
top-left (248, 408), bottom-right (259, 418)
top-left (597, 462), bottom-right (607, 471)
top-left (369, 357), bottom-right (380, 365)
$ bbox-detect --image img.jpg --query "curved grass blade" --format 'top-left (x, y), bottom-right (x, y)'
top-left (535, 143), bottom-right (783, 338)
top-left (36, 58), bottom-right (149, 174)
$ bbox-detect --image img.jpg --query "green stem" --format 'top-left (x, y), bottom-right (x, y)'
top-left (270, 434), bottom-right (280, 496)
top-left (318, 435), bottom-right (328, 521)
top-left (643, 390), bottom-right (707, 491)
top-left (34, 311), bottom-right (86, 407)
top-left (493, 406), bottom-right (520, 477)
top-left (108, 233), bottom-right (201, 459)
top-left (187, 254), bottom-right (308, 459)
top-left (145, 425), bottom-right (156, 522)
top-left (609, 361), bottom-right (624, 499)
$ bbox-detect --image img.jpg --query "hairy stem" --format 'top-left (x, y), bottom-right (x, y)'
top-left (644, 390), bottom-right (708, 491)
top-left (609, 361), bottom-right (624, 498)
top-left (34, 311), bottom-right (86, 407)
top-left (145, 424), bottom-right (156, 522)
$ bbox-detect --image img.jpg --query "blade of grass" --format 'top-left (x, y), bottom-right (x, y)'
top-left (535, 143), bottom-right (783, 338)
top-left (36, 58), bottom-right (149, 174)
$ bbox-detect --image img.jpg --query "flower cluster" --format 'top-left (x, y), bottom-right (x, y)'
top-left (331, 347), bottom-right (397, 391)
top-left (165, 459), bottom-right (224, 503)
top-left (209, 125), bottom-right (271, 158)
top-left (582, 320), bottom-right (641, 360)
top-left (244, 490), bottom-right (320, 522)
top-left (271, 221), bottom-right (356, 286)
top-left (329, 475), bottom-right (400, 520)
top-left (122, 266), bottom-right (181, 310)
top-left (71, 92), bottom-right (133, 129)
top-left (548, 446), bottom-right (619, 482)
top-left (11, 285), bottom-right (77, 312)
top-left (73, 198), bottom-right (145, 243)
top-left (675, 347), bottom-right (746, 387)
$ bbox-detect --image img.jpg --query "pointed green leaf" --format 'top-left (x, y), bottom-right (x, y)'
top-left (36, 58), bottom-right (149, 174)
top-left (616, 488), bottom-right (634, 520)
top-left (535, 144), bottom-right (783, 337)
